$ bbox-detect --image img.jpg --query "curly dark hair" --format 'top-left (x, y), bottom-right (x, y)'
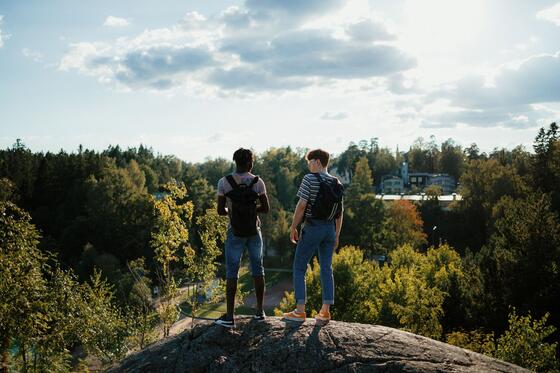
top-left (233, 148), bottom-right (254, 170)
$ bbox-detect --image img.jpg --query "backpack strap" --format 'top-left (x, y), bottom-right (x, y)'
top-left (226, 175), bottom-right (239, 190)
top-left (313, 173), bottom-right (324, 184)
top-left (249, 176), bottom-right (259, 187)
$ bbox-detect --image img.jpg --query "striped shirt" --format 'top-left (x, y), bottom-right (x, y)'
top-left (297, 172), bottom-right (339, 218)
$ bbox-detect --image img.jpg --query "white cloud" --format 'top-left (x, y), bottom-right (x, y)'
top-left (22, 48), bottom-right (43, 62)
top-left (419, 52), bottom-right (560, 129)
top-left (0, 15), bottom-right (11, 48)
top-left (320, 112), bottom-right (348, 120)
top-left (346, 19), bottom-right (395, 42)
top-left (537, 2), bottom-right (560, 26)
top-left (55, 1), bottom-right (560, 133)
top-left (60, 2), bottom-right (414, 94)
top-left (103, 16), bottom-right (130, 28)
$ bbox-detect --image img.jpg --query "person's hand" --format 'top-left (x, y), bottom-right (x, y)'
top-left (290, 226), bottom-right (299, 244)
top-left (334, 237), bottom-right (340, 253)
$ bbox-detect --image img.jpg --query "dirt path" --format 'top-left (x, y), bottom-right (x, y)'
top-left (169, 315), bottom-right (194, 336)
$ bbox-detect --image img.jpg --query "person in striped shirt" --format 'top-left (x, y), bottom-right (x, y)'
top-left (283, 148), bottom-right (344, 324)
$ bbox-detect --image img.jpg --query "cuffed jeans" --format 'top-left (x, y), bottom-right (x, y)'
top-left (293, 219), bottom-right (336, 305)
top-left (225, 226), bottom-right (264, 279)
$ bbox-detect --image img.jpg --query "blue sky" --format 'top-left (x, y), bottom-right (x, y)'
top-left (1, 0), bottom-right (560, 162)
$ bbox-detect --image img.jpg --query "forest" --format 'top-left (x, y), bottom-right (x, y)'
top-left (1, 123), bottom-right (559, 372)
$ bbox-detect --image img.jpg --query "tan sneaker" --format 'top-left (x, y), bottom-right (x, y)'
top-left (283, 309), bottom-right (306, 322)
top-left (315, 309), bottom-right (331, 323)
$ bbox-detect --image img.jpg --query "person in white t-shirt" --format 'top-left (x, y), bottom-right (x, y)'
top-left (214, 148), bottom-right (270, 328)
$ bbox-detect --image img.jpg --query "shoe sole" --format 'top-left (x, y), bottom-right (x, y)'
top-left (214, 321), bottom-right (235, 329)
top-left (315, 318), bottom-right (330, 324)
top-left (283, 316), bottom-right (306, 322)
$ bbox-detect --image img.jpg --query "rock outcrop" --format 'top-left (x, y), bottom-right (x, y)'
top-left (108, 316), bottom-right (529, 372)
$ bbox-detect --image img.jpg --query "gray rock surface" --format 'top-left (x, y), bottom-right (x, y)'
top-left (108, 316), bottom-right (530, 372)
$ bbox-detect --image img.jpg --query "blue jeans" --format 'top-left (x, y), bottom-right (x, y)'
top-left (225, 227), bottom-right (264, 279)
top-left (293, 219), bottom-right (336, 305)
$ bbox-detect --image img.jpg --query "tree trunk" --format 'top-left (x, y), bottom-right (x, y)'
top-left (1, 335), bottom-right (10, 373)
top-left (140, 311), bottom-right (147, 349)
top-left (21, 342), bottom-right (27, 372)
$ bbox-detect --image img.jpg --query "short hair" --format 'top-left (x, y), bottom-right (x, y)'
top-left (233, 148), bottom-right (254, 169)
top-left (306, 149), bottom-right (330, 167)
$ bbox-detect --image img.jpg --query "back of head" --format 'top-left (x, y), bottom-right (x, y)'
top-left (233, 148), bottom-right (254, 172)
top-left (306, 148), bottom-right (330, 168)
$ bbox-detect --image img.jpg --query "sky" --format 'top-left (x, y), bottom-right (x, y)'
top-left (1, 0), bottom-right (560, 162)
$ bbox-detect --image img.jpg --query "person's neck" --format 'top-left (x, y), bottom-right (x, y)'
top-left (316, 167), bottom-right (328, 174)
top-left (235, 169), bottom-right (250, 174)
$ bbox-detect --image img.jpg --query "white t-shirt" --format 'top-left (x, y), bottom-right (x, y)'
top-left (217, 172), bottom-right (267, 196)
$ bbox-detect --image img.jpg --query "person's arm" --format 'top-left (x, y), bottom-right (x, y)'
top-left (257, 193), bottom-right (270, 213)
top-left (217, 195), bottom-right (228, 216)
top-left (334, 207), bottom-right (343, 252)
top-left (290, 198), bottom-right (307, 244)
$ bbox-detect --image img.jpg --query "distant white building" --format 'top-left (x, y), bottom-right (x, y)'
top-left (380, 161), bottom-right (457, 194)
top-left (427, 174), bottom-right (456, 194)
top-left (382, 176), bottom-right (404, 194)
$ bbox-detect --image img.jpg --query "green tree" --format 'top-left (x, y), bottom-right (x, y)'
top-left (381, 244), bottom-right (445, 339)
top-left (188, 177), bottom-right (216, 217)
top-left (274, 246), bottom-right (382, 323)
top-left (276, 244), bottom-right (466, 340)
top-left (494, 310), bottom-right (559, 372)
top-left (150, 182), bottom-right (227, 334)
top-left (82, 158), bottom-right (152, 263)
top-left (446, 310), bottom-right (559, 372)
top-left (454, 158), bottom-right (527, 251)
top-left (368, 147), bottom-right (398, 190)
top-left (335, 143), bottom-right (366, 180)
top-left (476, 194), bottom-right (560, 331)
top-left (118, 258), bottom-right (156, 349)
top-left (439, 139), bottom-right (465, 181)
top-left (346, 156), bottom-right (374, 198)
top-left (407, 136), bottom-right (440, 174)
top-left (150, 182), bottom-right (193, 337)
top-left (197, 158), bottom-right (234, 188)
top-left (1, 201), bottom-right (50, 372)
top-left (446, 329), bottom-right (496, 356)
top-left (0, 140), bottom-right (36, 203)
top-left (77, 270), bottom-right (131, 362)
top-left (424, 184), bottom-right (443, 199)
top-left (0, 178), bottom-right (18, 202)
top-left (340, 193), bottom-right (385, 254)
top-left (381, 200), bottom-right (427, 251)
top-left (533, 122), bottom-right (560, 213)
top-left (342, 157), bottom-right (384, 252)
top-left (1, 201), bottom-right (129, 371)
top-left (183, 203), bottom-right (228, 328)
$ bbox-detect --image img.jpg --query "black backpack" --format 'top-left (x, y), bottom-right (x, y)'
top-left (225, 175), bottom-right (260, 237)
top-left (310, 173), bottom-right (344, 221)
